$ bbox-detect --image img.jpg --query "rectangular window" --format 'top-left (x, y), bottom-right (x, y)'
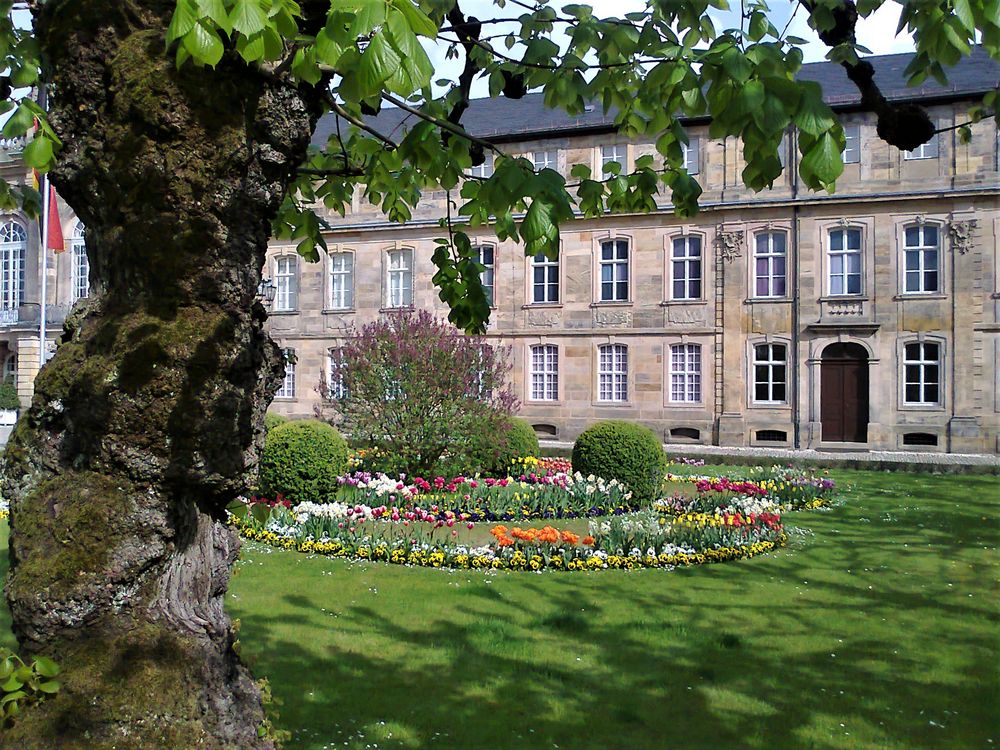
top-left (475, 245), bottom-right (495, 306)
top-left (682, 136), bottom-right (700, 174)
top-left (531, 252), bottom-right (559, 303)
top-left (326, 347), bottom-right (347, 400)
top-left (532, 150), bottom-right (557, 171)
top-left (754, 232), bottom-right (787, 298)
top-left (753, 343), bottom-right (787, 404)
top-left (329, 252), bottom-right (354, 310)
top-left (843, 125), bottom-right (861, 164)
top-left (530, 344), bottom-right (559, 401)
top-left (73, 241), bottom-right (89, 301)
top-left (386, 249), bottom-right (413, 308)
top-left (601, 144), bottom-right (626, 174)
top-left (671, 236), bottom-right (702, 300)
top-left (274, 256), bottom-right (297, 311)
top-left (277, 348), bottom-right (296, 399)
top-left (469, 156), bottom-right (494, 178)
top-left (903, 342), bottom-right (941, 405)
top-left (670, 344), bottom-right (702, 403)
top-left (828, 228), bottom-right (862, 296)
top-left (903, 225), bottom-right (939, 293)
top-left (904, 133), bottom-right (939, 160)
top-left (598, 344), bottom-right (628, 402)
top-left (599, 239), bottom-right (629, 302)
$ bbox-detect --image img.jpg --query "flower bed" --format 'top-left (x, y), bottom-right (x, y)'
top-left (230, 477), bottom-right (788, 572)
top-left (658, 466), bottom-right (836, 515)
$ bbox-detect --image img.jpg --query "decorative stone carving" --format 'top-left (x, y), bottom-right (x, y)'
top-left (717, 229), bottom-right (743, 262)
top-left (949, 219), bottom-right (978, 254)
top-left (828, 301), bottom-right (863, 316)
top-left (526, 309), bottom-right (560, 327)
top-left (667, 305), bottom-right (707, 325)
top-left (594, 309), bottom-right (632, 327)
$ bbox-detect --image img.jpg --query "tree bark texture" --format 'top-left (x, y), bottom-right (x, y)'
top-left (2, 2), bottom-right (323, 747)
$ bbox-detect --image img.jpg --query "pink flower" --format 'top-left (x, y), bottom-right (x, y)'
top-left (467, 522), bottom-right (475, 530)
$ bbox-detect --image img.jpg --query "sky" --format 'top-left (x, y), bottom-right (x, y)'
top-left (425, 0), bottom-right (917, 97)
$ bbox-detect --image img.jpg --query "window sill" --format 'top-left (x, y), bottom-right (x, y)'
top-left (892, 294), bottom-right (947, 301)
top-left (665, 402), bottom-right (706, 409)
top-left (379, 306), bottom-right (415, 313)
top-left (745, 297), bottom-right (793, 304)
top-left (899, 403), bottom-right (946, 412)
top-left (592, 401), bottom-right (633, 408)
top-left (323, 308), bottom-right (356, 315)
top-left (526, 399), bottom-right (561, 405)
top-left (819, 295), bottom-right (868, 303)
top-left (659, 299), bottom-right (706, 306)
top-left (589, 301), bottom-right (632, 308)
top-left (748, 402), bottom-right (792, 409)
top-left (269, 309), bottom-right (299, 315)
top-left (522, 303), bottom-right (563, 309)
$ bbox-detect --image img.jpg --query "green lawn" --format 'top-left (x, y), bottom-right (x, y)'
top-left (2, 468), bottom-right (998, 749)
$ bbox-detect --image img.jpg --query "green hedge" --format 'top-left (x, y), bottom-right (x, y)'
top-left (0, 379), bottom-right (18, 411)
top-left (571, 420), bottom-right (666, 502)
top-left (263, 412), bottom-right (288, 432)
top-left (259, 420), bottom-right (348, 503)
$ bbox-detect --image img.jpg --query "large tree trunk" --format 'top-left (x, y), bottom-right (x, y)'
top-left (1, 3), bottom-right (322, 747)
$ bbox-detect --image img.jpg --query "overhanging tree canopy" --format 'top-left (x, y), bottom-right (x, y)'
top-left (0, 0), bottom-right (995, 747)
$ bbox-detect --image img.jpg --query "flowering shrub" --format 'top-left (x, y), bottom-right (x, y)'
top-left (318, 310), bottom-right (517, 477)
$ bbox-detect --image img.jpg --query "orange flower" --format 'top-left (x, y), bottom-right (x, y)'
top-left (496, 536), bottom-right (515, 547)
top-left (582, 535), bottom-right (595, 546)
top-left (561, 530), bottom-right (580, 545)
top-left (538, 526), bottom-right (559, 543)
top-left (490, 525), bottom-right (509, 540)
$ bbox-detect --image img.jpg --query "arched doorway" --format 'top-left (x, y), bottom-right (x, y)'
top-left (821, 342), bottom-right (869, 443)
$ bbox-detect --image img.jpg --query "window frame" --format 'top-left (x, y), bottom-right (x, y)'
top-left (529, 251), bottom-right (560, 305)
top-left (827, 226), bottom-right (864, 297)
top-left (900, 338), bottom-right (945, 410)
top-left (474, 243), bottom-right (496, 307)
top-left (71, 221), bottom-right (89, 302)
top-left (599, 144), bottom-right (627, 175)
top-left (596, 343), bottom-right (629, 404)
top-left (751, 341), bottom-right (788, 405)
top-left (751, 231), bottom-right (788, 300)
top-left (904, 132), bottom-right (939, 160)
top-left (900, 222), bottom-right (942, 295)
top-left (532, 150), bottom-right (558, 172)
top-left (681, 135), bottom-right (700, 174)
top-left (276, 347), bottom-right (296, 399)
top-left (468, 156), bottom-right (495, 178)
top-left (385, 247), bottom-right (414, 309)
top-left (668, 343), bottom-right (703, 404)
top-left (326, 346), bottom-right (347, 400)
top-left (0, 220), bottom-right (27, 312)
top-left (272, 254), bottom-right (299, 312)
top-left (842, 124), bottom-right (861, 164)
top-left (669, 234), bottom-right (703, 301)
top-left (596, 237), bottom-right (631, 303)
top-left (528, 343), bottom-right (559, 402)
top-left (327, 250), bottom-right (355, 311)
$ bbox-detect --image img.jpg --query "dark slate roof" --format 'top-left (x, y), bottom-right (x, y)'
top-left (312, 47), bottom-right (999, 146)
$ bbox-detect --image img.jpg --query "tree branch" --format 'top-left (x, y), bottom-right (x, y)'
top-left (380, 92), bottom-right (508, 156)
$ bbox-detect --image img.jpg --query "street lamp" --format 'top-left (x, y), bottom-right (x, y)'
top-left (256, 278), bottom-right (277, 307)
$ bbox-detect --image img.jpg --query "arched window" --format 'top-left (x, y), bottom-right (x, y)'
top-left (72, 221), bottom-right (89, 301)
top-left (597, 343), bottom-right (628, 402)
top-left (0, 221), bottom-right (27, 311)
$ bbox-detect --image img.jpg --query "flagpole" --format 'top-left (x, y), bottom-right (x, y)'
top-left (37, 83), bottom-right (48, 367)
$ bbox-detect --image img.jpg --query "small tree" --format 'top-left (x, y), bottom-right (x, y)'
top-left (323, 310), bottom-right (517, 477)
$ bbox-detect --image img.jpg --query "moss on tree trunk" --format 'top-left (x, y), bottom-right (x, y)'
top-left (1, 3), bottom-right (323, 746)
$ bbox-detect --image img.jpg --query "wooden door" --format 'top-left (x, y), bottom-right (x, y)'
top-left (821, 344), bottom-right (869, 443)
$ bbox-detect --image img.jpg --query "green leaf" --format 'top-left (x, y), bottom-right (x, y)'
top-left (182, 22), bottom-right (225, 66)
top-left (167, 0), bottom-right (199, 43)
top-left (350, 0), bottom-right (387, 36)
top-left (230, 0), bottom-right (269, 37)
top-left (392, 0), bottom-right (437, 38)
top-left (1, 103), bottom-right (34, 138)
top-left (37, 680), bottom-right (61, 694)
top-left (33, 657), bottom-right (60, 679)
top-left (800, 131), bottom-right (844, 188)
top-left (22, 135), bottom-right (53, 169)
top-left (237, 31), bottom-right (267, 63)
top-left (357, 31), bottom-right (401, 97)
top-left (793, 84), bottom-right (835, 136)
top-left (198, 0), bottom-right (233, 34)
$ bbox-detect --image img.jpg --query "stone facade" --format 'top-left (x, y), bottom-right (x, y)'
top-left (2, 56), bottom-right (997, 455)
top-left (266, 99), bottom-right (1000, 455)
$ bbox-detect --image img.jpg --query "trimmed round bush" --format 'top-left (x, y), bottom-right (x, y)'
top-left (259, 419), bottom-right (349, 503)
top-left (571, 420), bottom-right (666, 503)
top-left (263, 412), bottom-right (288, 432)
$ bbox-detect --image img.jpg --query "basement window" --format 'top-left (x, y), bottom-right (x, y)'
top-left (670, 427), bottom-right (700, 441)
top-left (756, 429), bottom-right (788, 442)
top-left (902, 432), bottom-right (938, 447)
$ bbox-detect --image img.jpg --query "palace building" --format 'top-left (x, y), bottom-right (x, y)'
top-left (3, 49), bottom-right (999, 454)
